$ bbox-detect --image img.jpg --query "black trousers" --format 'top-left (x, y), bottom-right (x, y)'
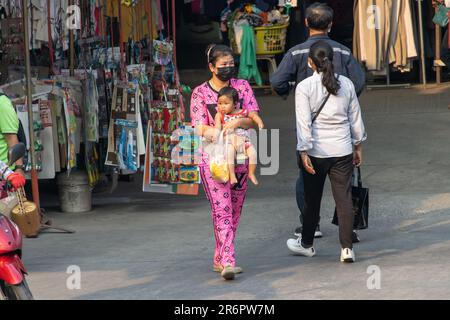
top-left (301, 154), bottom-right (354, 249)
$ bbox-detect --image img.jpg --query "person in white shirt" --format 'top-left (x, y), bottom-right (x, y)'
top-left (286, 41), bottom-right (367, 262)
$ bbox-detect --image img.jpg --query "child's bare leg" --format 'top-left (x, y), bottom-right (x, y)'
top-left (246, 145), bottom-right (258, 185)
top-left (227, 147), bottom-right (237, 185)
top-left (227, 136), bottom-right (238, 184)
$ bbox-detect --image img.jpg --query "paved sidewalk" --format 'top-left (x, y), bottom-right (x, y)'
top-left (23, 84), bottom-right (450, 299)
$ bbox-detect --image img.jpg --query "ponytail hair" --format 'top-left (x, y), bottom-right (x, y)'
top-left (309, 41), bottom-right (340, 95)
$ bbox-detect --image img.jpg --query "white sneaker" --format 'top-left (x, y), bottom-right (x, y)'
top-left (340, 248), bottom-right (355, 263)
top-left (286, 237), bottom-right (316, 257)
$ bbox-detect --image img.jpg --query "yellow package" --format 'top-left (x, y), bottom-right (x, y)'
top-left (210, 161), bottom-right (229, 183)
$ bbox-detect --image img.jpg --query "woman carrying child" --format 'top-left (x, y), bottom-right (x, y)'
top-left (190, 44), bottom-right (263, 280)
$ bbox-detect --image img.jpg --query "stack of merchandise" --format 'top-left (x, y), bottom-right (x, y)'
top-left (142, 38), bottom-right (201, 195)
top-left (225, 3), bottom-right (289, 54)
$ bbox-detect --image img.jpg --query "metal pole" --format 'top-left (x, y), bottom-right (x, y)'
top-left (118, 0), bottom-right (125, 80)
top-left (69, 0), bottom-right (75, 76)
top-left (417, 0), bottom-right (427, 86)
top-left (435, 6), bottom-right (442, 85)
top-left (22, 0), bottom-right (41, 211)
top-left (172, 0), bottom-right (177, 83)
top-left (47, 0), bottom-right (54, 74)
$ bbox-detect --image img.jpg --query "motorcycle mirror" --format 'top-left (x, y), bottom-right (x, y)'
top-left (8, 143), bottom-right (26, 167)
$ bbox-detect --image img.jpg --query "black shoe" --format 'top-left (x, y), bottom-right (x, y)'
top-left (352, 230), bottom-right (360, 243)
top-left (294, 225), bottom-right (323, 238)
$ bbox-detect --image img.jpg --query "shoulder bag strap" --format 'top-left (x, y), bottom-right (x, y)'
top-left (311, 92), bottom-right (331, 124)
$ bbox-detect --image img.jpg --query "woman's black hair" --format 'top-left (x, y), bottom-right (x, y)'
top-left (206, 44), bottom-right (234, 67)
top-left (218, 86), bottom-right (239, 105)
top-left (309, 41), bottom-right (341, 95)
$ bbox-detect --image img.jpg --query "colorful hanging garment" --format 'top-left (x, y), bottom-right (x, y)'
top-left (238, 24), bottom-right (262, 85)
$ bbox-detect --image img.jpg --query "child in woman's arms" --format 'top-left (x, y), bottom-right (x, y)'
top-left (214, 87), bottom-right (264, 185)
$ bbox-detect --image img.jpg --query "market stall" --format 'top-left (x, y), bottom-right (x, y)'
top-left (0, 0), bottom-right (200, 214)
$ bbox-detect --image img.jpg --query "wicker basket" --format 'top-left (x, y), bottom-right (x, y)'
top-left (230, 23), bottom-right (289, 55)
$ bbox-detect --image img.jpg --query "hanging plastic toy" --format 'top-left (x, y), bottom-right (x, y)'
top-left (126, 130), bottom-right (137, 171)
top-left (153, 40), bottom-right (173, 66)
top-left (118, 126), bottom-right (127, 170)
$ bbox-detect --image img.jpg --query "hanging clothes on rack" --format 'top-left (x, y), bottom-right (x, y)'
top-left (389, 0), bottom-right (418, 72)
top-left (0, 5), bottom-right (7, 19)
top-left (191, 0), bottom-right (202, 15)
top-left (30, 0), bottom-right (50, 48)
top-left (286, 0), bottom-right (307, 49)
top-left (1, 0), bottom-right (22, 18)
top-left (353, 0), bottom-right (418, 72)
top-left (106, 1), bottom-right (158, 42)
top-left (93, 1), bottom-right (101, 36)
top-left (155, 0), bottom-right (165, 33)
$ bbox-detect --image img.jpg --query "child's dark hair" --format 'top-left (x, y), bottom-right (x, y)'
top-left (206, 44), bottom-right (234, 66)
top-left (309, 41), bottom-right (341, 95)
top-left (218, 87), bottom-right (239, 105)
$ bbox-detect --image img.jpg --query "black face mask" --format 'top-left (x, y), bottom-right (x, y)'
top-left (216, 66), bottom-right (235, 82)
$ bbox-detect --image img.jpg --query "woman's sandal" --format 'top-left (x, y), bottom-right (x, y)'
top-left (221, 265), bottom-right (236, 280)
top-left (213, 264), bottom-right (242, 274)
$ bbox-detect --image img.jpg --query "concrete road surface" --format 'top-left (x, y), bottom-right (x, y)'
top-left (22, 84), bottom-right (450, 300)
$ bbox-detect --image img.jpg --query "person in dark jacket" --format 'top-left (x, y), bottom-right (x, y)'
top-left (270, 2), bottom-right (365, 241)
top-left (270, 2), bottom-right (365, 97)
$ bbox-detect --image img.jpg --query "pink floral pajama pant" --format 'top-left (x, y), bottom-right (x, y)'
top-left (200, 163), bottom-right (249, 268)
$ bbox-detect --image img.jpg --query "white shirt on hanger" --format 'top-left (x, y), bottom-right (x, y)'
top-left (295, 72), bottom-right (367, 158)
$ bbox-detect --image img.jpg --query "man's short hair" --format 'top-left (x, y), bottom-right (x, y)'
top-left (306, 3), bottom-right (334, 31)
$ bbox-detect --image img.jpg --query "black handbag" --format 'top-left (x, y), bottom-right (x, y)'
top-left (332, 167), bottom-right (369, 230)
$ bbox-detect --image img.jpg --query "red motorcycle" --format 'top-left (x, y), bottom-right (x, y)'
top-left (0, 143), bottom-right (33, 300)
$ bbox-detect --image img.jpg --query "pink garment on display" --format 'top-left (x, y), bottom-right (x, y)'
top-left (94, 7), bottom-right (100, 36)
top-left (156, 0), bottom-right (165, 31)
top-left (192, 0), bottom-right (201, 15)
